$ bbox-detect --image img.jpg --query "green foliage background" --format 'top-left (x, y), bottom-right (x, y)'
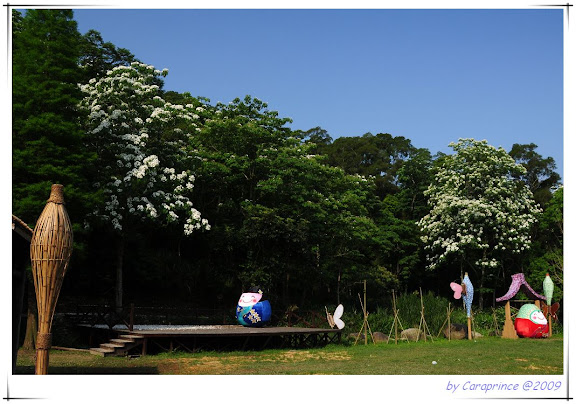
top-left (12, 10), bottom-right (563, 324)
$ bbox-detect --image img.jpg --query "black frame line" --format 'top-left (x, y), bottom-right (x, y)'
top-left (535, 3), bottom-right (573, 25)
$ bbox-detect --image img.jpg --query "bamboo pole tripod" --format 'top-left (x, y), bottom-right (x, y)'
top-left (436, 303), bottom-right (455, 339)
top-left (354, 280), bottom-right (375, 345)
top-left (30, 185), bottom-right (73, 375)
top-left (387, 289), bottom-right (407, 344)
top-left (417, 287), bottom-right (433, 342)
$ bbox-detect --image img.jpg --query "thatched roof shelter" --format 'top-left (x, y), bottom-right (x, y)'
top-left (12, 214), bottom-right (33, 241)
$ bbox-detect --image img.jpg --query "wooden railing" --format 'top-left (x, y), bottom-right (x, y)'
top-left (62, 304), bottom-right (235, 329)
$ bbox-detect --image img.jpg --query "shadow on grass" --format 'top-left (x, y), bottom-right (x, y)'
top-left (15, 366), bottom-right (159, 375)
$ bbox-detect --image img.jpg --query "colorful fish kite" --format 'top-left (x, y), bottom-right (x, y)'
top-left (543, 273), bottom-right (554, 306)
top-left (462, 273), bottom-right (474, 318)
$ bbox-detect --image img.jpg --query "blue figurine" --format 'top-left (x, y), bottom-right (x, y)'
top-left (236, 286), bottom-right (272, 327)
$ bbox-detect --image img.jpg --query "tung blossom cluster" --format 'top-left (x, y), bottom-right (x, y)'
top-left (79, 62), bottom-right (209, 235)
top-left (417, 139), bottom-right (540, 270)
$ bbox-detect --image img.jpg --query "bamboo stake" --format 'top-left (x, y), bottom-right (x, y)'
top-left (30, 185), bottom-right (73, 375)
top-left (393, 290), bottom-right (398, 344)
top-left (358, 292), bottom-right (375, 344)
top-left (436, 303), bottom-right (455, 339)
top-left (388, 290), bottom-right (408, 344)
top-left (417, 287), bottom-right (433, 342)
top-left (363, 280), bottom-right (368, 345)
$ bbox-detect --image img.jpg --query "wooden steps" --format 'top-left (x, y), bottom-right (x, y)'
top-left (90, 334), bottom-right (144, 357)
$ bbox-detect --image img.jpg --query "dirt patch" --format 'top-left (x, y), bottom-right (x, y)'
top-left (155, 350), bottom-right (351, 374)
top-left (526, 364), bottom-right (561, 372)
top-left (157, 357), bottom-right (241, 374)
top-left (271, 350), bottom-right (351, 362)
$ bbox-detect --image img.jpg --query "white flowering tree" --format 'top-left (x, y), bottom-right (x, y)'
top-left (418, 139), bottom-right (540, 308)
top-left (79, 62), bottom-right (210, 309)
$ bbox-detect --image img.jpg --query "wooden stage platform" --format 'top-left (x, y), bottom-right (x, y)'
top-left (84, 325), bottom-right (343, 356)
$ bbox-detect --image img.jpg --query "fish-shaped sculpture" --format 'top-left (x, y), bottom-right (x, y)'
top-left (462, 273), bottom-right (474, 318)
top-left (543, 273), bottom-right (554, 306)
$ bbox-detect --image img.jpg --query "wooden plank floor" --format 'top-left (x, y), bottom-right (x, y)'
top-left (122, 325), bottom-right (340, 338)
top-left (84, 325), bottom-right (343, 355)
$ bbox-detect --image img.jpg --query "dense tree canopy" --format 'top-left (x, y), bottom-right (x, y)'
top-left (78, 62), bottom-right (210, 308)
top-left (509, 143), bottom-right (561, 207)
top-left (12, 9), bottom-right (95, 224)
top-left (525, 186), bottom-right (563, 301)
top-left (317, 132), bottom-right (417, 199)
top-left (79, 29), bottom-right (138, 82)
top-left (12, 10), bottom-right (563, 313)
top-left (182, 97), bottom-right (401, 306)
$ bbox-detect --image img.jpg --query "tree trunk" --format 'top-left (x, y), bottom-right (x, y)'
top-left (22, 273), bottom-right (37, 350)
top-left (115, 235), bottom-right (125, 312)
top-left (299, 288), bottom-right (307, 309)
top-left (283, 272), bottom-right (289, 306)
top-left (479, 266), bottom-right (485, 311)
top-left (336, 269), bottom-right (341, 305)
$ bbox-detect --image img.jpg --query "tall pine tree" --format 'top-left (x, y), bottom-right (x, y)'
top-left (12, 9), bottom-right (96, 225)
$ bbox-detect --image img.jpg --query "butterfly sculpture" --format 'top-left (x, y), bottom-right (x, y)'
top-left (449, 274), bottom-right (474, 317)
top-left (542, 302), bottom-right (560, 321)
top-left (450, 282), bottom-right (464, 299)
top-left (326, 304), bottom-right (345, 329)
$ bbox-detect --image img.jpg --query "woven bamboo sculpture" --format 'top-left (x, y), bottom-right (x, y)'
top-left (30, 184), bottom-right (73, 375)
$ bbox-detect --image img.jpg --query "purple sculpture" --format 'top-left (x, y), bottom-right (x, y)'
top-left (496, 273), bottom-right (546, 302)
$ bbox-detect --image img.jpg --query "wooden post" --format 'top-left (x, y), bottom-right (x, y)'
top-left (129, 303), bottom-right (135, 331)
top-left (448, 303), bottom-right (451, 341)
top-left (467, 317), bottom-right (472, 340)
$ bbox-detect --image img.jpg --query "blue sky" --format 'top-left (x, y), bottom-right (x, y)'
top-left (72, 8), bottom-right (563, 178)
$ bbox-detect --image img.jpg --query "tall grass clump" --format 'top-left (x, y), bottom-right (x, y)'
top-left (342, 291), bottom-right (451, 337)
top-left (394, 291), bottom-right (450, 334)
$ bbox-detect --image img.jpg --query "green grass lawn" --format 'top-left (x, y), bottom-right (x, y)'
top-left (15, 335), bottom-right (563, 375)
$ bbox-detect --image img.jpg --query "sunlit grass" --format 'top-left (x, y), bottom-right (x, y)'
top-left (16, 334), bottom-right (563, 375)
